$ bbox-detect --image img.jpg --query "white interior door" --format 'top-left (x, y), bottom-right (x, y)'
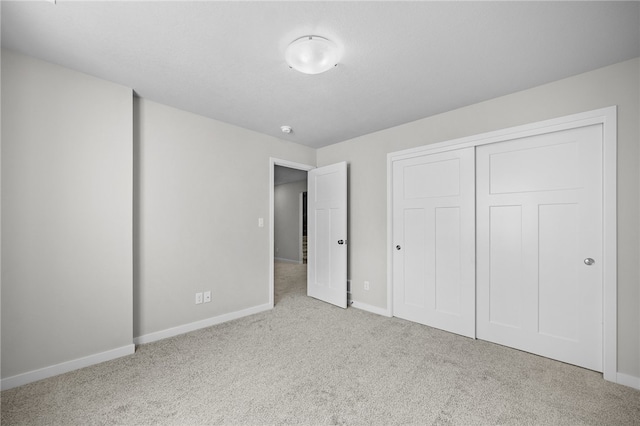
top-left (307, 162), bottom-right (347, 308)
top-left (392, 148), bottom-right (475, 338)
top-left (476, 124), bottom-right (603, 371)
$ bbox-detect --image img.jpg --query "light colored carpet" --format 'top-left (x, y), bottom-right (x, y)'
top-left (2, 261), bottom-right (639, 425)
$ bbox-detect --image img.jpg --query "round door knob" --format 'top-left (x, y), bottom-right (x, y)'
top-left (584, 258), bottom-right (595, 266)
top-left (396, 245), bottom-right (401, 250)
top-left (338, 240), bottom-right (345, 245)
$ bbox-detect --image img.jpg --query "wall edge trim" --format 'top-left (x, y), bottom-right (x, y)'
top-left (616, 372), bottom-right (640, 390)
top-left (274, 257), bottom-right (302, 264)
top-left (351, 300), bottom-right (392, 317)
top-left (133, 303), bottom-right (272, 345)
top-left (1, 344), bottom-right (135, 391)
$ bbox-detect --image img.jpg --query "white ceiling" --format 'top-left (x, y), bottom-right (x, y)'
top-left (2, 1), bottom-right (639, 149)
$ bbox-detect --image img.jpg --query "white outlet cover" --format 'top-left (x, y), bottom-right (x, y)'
top-left (195, 292), bottom-right (203, 304)
top-left (204, 291), bottom-right (211, 303)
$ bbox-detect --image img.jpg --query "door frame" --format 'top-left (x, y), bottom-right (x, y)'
top-left (387, 106), bottom-right (617, 382)
top-left (299, 192), bottom-right (304, 264)
top-left (269, 158), bottom-right (315, 307)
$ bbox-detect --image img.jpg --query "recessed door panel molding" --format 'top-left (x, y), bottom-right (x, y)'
top-left (435, 207), bottom-right (462, 315)
top-left (488, 205), bottom-right (524, 329)
top-left (313, 208), bottom-right (330, 286)
top-left (329, 207), bottom-right (344, 290)
top-left (404, 158), bottom-right (460, 199)
top-left (392, 147), bottom-right (475, 338)
top-left (403, 208), bottom-right (428, 308)
top-left (316, 171), bottom-right (340, 202)
top-left (538, 203), bottom-right (579, 341)
top-left (477, 124), bottom-right (603, 372)
top-left (489, 139), bottom-right (580, 194)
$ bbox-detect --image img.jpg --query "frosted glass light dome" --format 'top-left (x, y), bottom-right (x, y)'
top-left (285, 36), bottom-right (339, 75)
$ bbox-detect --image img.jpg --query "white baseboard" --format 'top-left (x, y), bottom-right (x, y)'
top-left (1, 344), bottom-right (135, 391)
top-left (616, 372), bottom-right (640, 390)
top-left (1, 304), bottom-right (274, 391)
top-left (274, 257), bottom-right (301, 264)
top-left (134, 303), bottom-right (273, 345)
top-left (351, 300), bottom-right (392, 317)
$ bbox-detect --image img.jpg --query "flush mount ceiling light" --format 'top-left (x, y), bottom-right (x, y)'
top-left (285, 36), bottom-right (340, 75)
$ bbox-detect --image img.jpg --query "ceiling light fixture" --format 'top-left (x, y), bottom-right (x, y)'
top-left (281, 125), bottom-right (293, 134)
top-left (285, 36), bottom-right (340, 75)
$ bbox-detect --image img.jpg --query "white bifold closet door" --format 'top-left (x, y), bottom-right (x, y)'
top-left (392, 147), bottom-right (476, 338)
top-left (476, 125), bottom-right (603, 371)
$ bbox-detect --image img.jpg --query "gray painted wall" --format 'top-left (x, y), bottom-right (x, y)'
top-left (274, 180), bottom-right (307, 263)
top-left (317, 58), bottom-right (640, 377)
top-left (2, 48), bottom-right (638, 383)
top-left (135, 98), bottom-right (315, 338)
top-left (1, 50), bottom-right (134, 378)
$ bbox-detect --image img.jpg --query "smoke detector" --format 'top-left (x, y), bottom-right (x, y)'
top-left (281, 125), bottom-right (293, 134)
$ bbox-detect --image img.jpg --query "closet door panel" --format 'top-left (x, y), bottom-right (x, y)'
top-left (476, 125), bottom-right (603, 372)
top-left (392, 148), bottom-right (475, 338)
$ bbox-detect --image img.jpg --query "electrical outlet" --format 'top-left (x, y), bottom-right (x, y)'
top-left (364, 281), bottom-right (370, 291)
top-left (204, 291), bottom-right (211, 303)
top-left (195, 292), bottom-right (203, 304)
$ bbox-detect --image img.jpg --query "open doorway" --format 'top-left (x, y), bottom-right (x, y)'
top-left (273, 165), bottom-right (307, 306)
top-left (269, 159), bottom-right (314, 308)
top-left (274, 166), bottom-right (307, 264)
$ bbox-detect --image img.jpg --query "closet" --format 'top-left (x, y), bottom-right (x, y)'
top-left (389, 108), bottom-right (615, 374)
